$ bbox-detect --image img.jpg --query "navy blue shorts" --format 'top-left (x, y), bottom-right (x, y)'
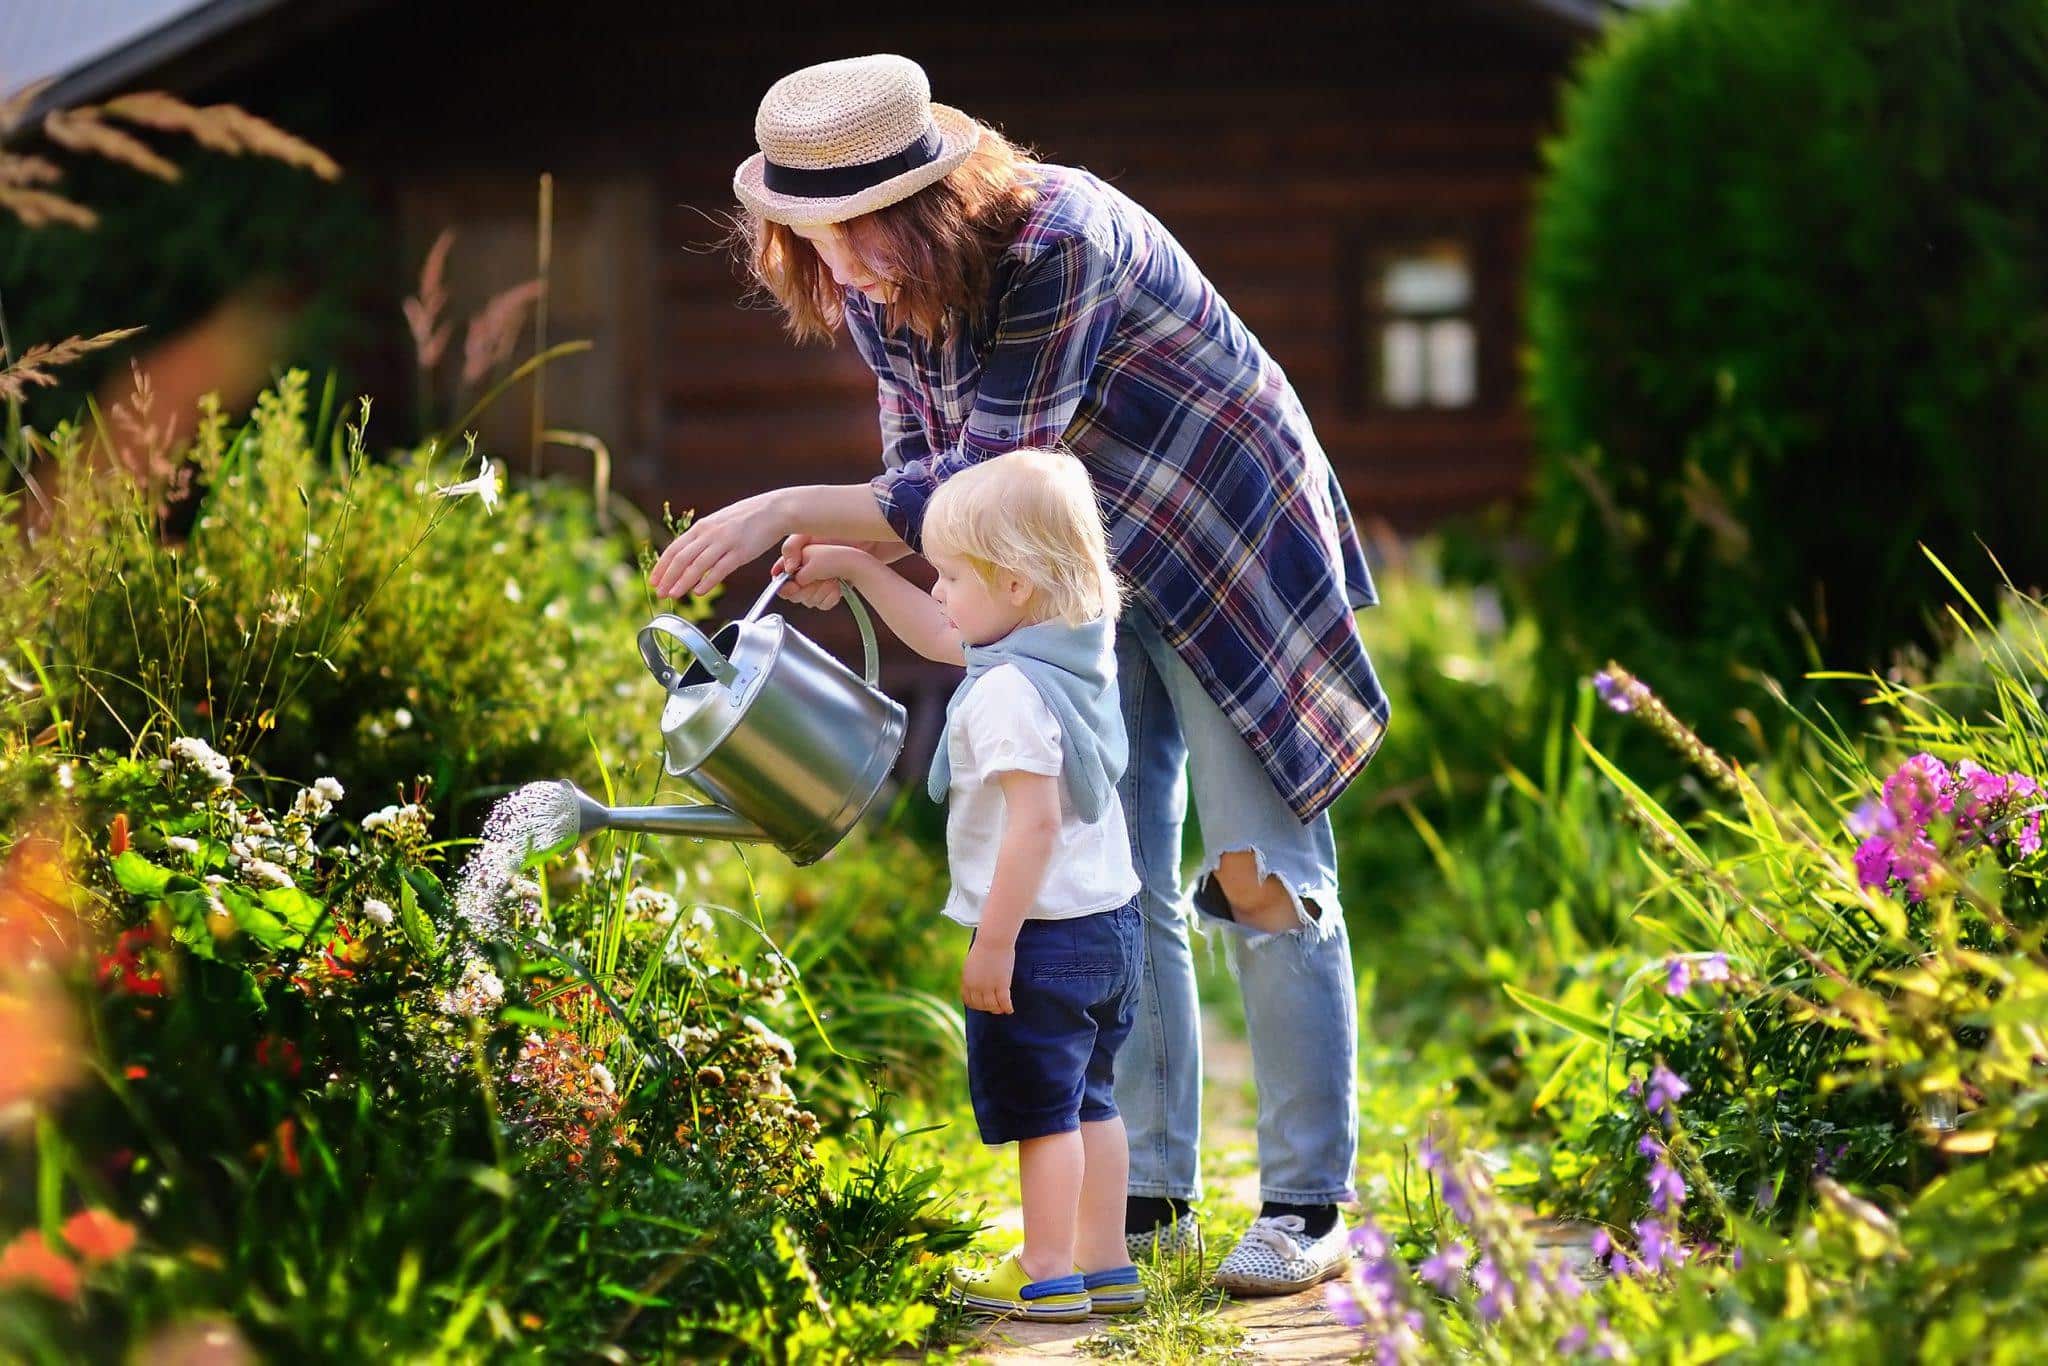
top-left (965, 901), bottom-right (1143, 1146)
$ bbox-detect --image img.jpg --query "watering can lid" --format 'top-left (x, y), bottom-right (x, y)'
top-left (645, 610), bottom-right (785, 778)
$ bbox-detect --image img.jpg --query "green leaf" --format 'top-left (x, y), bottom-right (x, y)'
top-left (397, 875), bottom-right (443, 960)
top-left (224, 887), bottom-right (295, 949)
top-left (499, 1006), bottom-right (568, 1033)
top-left (163, 889), bottom-right (220, 960)
top-left (1505, 982), bottom-right (1653, 1042)
top-left (261, 886), bottom-right (327, 941)
top-left (111, 851), bottom-right (174, 899)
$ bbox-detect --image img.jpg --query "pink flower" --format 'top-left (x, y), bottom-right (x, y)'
top-left (1883, 755), bottom-right (1953, 825)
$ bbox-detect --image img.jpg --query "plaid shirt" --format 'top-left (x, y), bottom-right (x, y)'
top-left (851, 164), bottom-right (1387, 820)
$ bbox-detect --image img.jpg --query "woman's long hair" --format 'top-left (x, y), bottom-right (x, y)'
top-left (735, 124), bottom-right (1038, 343)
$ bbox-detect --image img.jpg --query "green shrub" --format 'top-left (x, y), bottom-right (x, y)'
top-left (6, 372), bottom-right (662, 832)
top-left (1526, 0), bottom-right (2048, 719)
top-left (0, 739), bottom-right (970, 1362)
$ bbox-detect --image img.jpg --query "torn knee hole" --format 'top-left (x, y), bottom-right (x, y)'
top-left (1201, 854), bottom-right (1311, 933)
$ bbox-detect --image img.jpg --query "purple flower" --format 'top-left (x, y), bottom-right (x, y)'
top-left (1350, 1220), bottom-right (1391, 1260)
top-left (1418, 1134), bottom-right (1444, 1175)
top-left (2019, 814), bottom-right (2044, 859)
top-left (1957, 760), bottom-right (2008, 809)
top-left (1811, 1141), bottom-right (1847, 1177)
top-left (1593, 671), bottom-right (1635, 714)
top-left (1588, 1229), bottom-right (1611, 1259)
top-left (1439, 1170), bottom-right (1475, 1225)
top-left (1847, 796), bottom-right (1897, 840)
top-left (1883, 754), bottom-right (1954, 825)
top-left (1663, 956), bottom-right (1693, 996)
top-left (1324, 1279), bottom-right (1366, 1328)
top-left (1646, 1064), bottom-right (1690, 1120)
top-left (1634, 1218), bottom-right (1679, 1274)
top-left (1753, 1176), bottom-right (1777, 1212)
top-left (1559, 1325), bottom-right (1590, 1354)
top-left (1854, 835), bottom-right (1896, 891)
top-left (1637, 1133), bottom-right (1665, 1160)
top-left (1697, 952), bottom-right (1730, 984)
top-left (1472, 1258), bottom-right (1515, 1321)
top-left (1648, 1158), bottom-right (1687, 1214)
top-left (1417, 1242), bottom-right (1468, 1296)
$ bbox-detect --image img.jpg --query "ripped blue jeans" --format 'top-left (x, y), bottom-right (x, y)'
top-left (1111, 607), bottom-right (1359, 1206)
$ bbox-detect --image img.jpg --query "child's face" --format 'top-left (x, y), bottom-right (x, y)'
top-left (789, 222), bottom-right (897, 304)
top-left (927, 546), bottom-right (1034, 646)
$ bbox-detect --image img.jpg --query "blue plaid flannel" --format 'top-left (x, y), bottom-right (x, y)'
top-left (851, 164), bottom-right (1388, 820)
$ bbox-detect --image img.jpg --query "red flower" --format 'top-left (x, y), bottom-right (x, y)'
top-left (275, 1118), bottom-right (302, 1178)
top-left (109, 814), bottom-right (130, 856)
top-left (254, 1037), bottom-right (302, 1081)
top-left (124, 1065), bottom-right (148, 1080)
top-left (96, 928), bottom-right (167, 997)
top-left (0, 1231), bottom-right (80, 1302)
top-left (60, 1210), bottom-right (136, 1265)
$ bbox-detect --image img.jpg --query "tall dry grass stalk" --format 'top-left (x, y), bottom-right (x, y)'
top-left (405, 229), bottom-right (456, 372)
top-left (0, 327), bottom-right (147, 404)
top-left (0, 87), bottom-right (340, 231)
top-left (462, 281), bottom-right (543, 387)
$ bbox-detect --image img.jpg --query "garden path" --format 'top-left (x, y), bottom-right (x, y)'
top-left (967, 1013), bottom-right (1360, 1363)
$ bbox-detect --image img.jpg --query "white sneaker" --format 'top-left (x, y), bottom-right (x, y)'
top-left (1125, 1210), bottom-right (1203, 1264)
top-left (1213, 1213), bottom-right (1350, 1296)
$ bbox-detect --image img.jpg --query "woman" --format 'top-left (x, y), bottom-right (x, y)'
top-left (650, 54), bottom-right (1389, 1295)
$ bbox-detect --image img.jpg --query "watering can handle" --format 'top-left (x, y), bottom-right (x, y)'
top-left (638, 615), bottom-right (736, 692)
top-left (747, 570), bottom-right (882, 689)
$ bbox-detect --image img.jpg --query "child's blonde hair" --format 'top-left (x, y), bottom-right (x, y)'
top-left (922, 449), bottom-right (1121, 626)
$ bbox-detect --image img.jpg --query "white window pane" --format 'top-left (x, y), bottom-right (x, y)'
top-left (1426, 319), bottom-right (1476, 407)
top-left (1382, 321), bottom-right (1426, 406)
top-left (1381, 248), bottom-right (1472, 313)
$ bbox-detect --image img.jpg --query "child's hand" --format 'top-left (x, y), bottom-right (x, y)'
top-left (961, 939), bottom-right (1016, 1014)
top-left (775, 534), bottom-right (842, 610)
top-left (793, 542), bottom-right (873, 590)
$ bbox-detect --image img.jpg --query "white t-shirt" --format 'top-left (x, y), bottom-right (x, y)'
top-left (941, 664), bottom-right (1141, 928)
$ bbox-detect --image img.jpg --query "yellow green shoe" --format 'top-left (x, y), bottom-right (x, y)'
top-left (947, 1254), bottom-right (1091, 1321)
top-left (1082, 1263), bottom-right (1146, 1315)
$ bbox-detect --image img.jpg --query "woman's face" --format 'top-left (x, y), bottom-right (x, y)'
top-left (789, 222), bottom-right (895, 304)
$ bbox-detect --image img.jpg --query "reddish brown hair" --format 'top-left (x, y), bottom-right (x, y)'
top-left (736, 124), bottom-right (1038, 343)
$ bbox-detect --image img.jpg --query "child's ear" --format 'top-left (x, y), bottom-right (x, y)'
top-left (1004, 573), bottom-right (1034, 607)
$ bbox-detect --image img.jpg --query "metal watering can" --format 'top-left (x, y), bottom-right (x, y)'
top-left (558, 571), bottom-right (907, 865)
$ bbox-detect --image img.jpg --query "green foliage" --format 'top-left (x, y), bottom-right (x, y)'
top-left (0, 138), bottom-right (385, 424)
top-left (0, 739), bottom-right (972, 1361)
top-left (6, 372), bottom-right (658, 832)
top-left (1525, 0), bottom-right (2048, 717)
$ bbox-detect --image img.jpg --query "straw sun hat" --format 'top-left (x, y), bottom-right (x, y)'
top-left (734, 54), bottom-right (981, 227)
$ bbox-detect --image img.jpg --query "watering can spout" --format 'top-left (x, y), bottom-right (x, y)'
top-left (558, 780), bottom-right (773, 845)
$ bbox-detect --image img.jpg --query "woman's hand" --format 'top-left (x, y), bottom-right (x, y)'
top-left (961, 939), bottom-right (1016, 1015)
top-left (649, 492), bottom-right (786, 600)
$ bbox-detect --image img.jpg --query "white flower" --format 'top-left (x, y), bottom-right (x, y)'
top-left (165, 836), bottom-right (200, 856)
top-left (393, 708), bottom-right (413, 730)
top-left (55, 762), bottom-right (74, 792)
top-left (626, 886), bottom-right (679, 921)
top-left (362, 898), bottom-right (396, 927)
top-left (363, 803), bottom-right (428, 842)
top-left (502, 578), bottom-right (523, 604)
top-left (434, 459), bottom-right (501, 514)
top-left (314, 777), bottom-right (345, 803)
top-left (245, 859), bottom-right (295, 889)
top-left (690, 907), bottom-right (716, 936)
top-left (590, 1062), bottom-right (616, 1096)
top-left (291, 786), bottom-right (334, 822)
top-left (168, 736), bottom-right (234, 789)
top-left (442, 957), bottom-right (505, 1018)
top-left (264, 588), bottom-right (302, 627)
